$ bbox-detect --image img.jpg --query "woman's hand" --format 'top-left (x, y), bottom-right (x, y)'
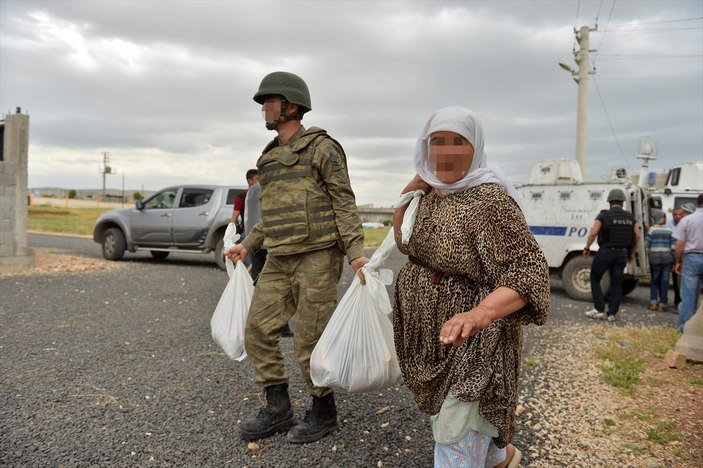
top-left (402, 174), bottom-right (431, 195)
top-left (439, 305), bottom-right (493, 347)
top-left (439, 287), bottom-right (528, 347)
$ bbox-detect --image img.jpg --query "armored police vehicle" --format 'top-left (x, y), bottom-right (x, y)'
top-left (648, 161), bottom-right (702, 217)
top-left (516, 159), bottom-right (650, 301)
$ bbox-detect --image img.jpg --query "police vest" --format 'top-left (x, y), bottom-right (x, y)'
top-left (597, 209), bottom-right (636, 248)
top-left (257, 127), bottom-right (342, 252)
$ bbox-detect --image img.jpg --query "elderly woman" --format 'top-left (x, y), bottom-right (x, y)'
top-left (393, 107), bottom-right (550, 467)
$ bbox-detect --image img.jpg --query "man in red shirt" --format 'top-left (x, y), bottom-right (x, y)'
top-left (231, 169), bottom-right (260, 233)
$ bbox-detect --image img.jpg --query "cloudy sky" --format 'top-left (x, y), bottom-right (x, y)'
top-left (1, 0), bottom-right (701, 206)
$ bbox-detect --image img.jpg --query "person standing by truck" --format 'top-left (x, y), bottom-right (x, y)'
top-left (668, 206), bottom-right (688, 311)
top-left (645, 209), bottom-right (675, 312)
top-left (230, 169), bottom-right (259, 267)
top-left (583, 189), bottom-right (640, 322)
top-left (673, 194), bottom-right (703, 333)
top-left (225, 71), bottom-right (368, 443)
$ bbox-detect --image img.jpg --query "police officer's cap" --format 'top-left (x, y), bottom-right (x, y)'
top-left (254, 71), bottom-right (312, 113)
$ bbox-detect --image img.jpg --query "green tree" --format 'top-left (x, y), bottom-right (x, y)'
top-left (132, 191), bottom-right (144, 201)
top-left (68, 189), bottom-right (77, 199)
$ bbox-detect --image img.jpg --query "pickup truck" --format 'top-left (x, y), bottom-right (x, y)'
top-left (93, 184), bottom-right (246, 270)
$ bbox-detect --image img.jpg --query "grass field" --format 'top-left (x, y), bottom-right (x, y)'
top-left (28, 205), bottom-right (392, 247)
top-left (28, 205), bottom-right (112, 237)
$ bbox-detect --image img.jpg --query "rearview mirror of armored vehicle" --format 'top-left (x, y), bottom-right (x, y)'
top-left (135, 200), bottom-right (145, 210)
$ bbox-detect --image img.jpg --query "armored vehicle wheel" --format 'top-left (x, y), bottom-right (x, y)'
top-left (214, 237), bottom-right (227, 271)
top-left (102, 227), bottom-right (126, 261)
top-left (150, 251), bottom-right (170, 260)
top-left (561, 256), bottom-right (610, 301)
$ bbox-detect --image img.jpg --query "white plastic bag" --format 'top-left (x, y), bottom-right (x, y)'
top-left (222, 222), bottom-right (240, 278)
top-left (211, 260), bottom-right (253, 361)
top-left (396, 189), bottom-right (424, 244)
top-left (310, 228), bottom-right (402, 392)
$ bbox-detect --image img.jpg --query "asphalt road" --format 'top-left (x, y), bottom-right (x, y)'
top-left (0, 234), bottom-right (679, 467)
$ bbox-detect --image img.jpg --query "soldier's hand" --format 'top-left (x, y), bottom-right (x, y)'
top-left (225, 244), bottom-right (248, 262)
top-left (350, 256), bottom-right (370, 285)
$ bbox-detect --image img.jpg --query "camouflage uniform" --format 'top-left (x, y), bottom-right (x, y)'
top-left (241, 125), bottom-right (364, 397)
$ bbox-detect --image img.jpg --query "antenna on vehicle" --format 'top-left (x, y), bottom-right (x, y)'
top-left (636, 136), bottom-right (658, 189)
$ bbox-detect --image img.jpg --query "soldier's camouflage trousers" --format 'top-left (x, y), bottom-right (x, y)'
top-left (244, 245), bottom-right (343, 397)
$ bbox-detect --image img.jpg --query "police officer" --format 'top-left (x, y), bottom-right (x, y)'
top-left (582, 188), bottom-right (640, 322)
top-left (225, 71), bottom-right (369, 443)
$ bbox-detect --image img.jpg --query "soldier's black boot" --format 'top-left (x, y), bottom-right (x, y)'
top-left (240, 383), bottom-right (297, 441)
top-left (286, 393), bottom-right (338, 443)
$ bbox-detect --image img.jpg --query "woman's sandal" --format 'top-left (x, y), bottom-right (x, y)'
top-left (495, 444), bottom-right (522, 468)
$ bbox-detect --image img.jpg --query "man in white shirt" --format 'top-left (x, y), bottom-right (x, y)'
top-left (673, 194), bottom-right (703, 332)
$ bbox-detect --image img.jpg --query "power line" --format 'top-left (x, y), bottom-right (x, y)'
top-left (575, 0), bottom-right (581, 29)
top-left (595, 53), bottom-right (703, 60)
top-left (606, 16), bottom-right (703, 30)
top-left (592, 77), bottom-right (629, 170)
top-left (600, 26), bottom-right (703, 36)
top-left (592, 75), bottom-right (702, 80)
top-left (596, 0), bottom-right (618, 52)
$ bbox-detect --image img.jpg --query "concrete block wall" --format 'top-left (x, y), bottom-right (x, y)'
top-left (0, 110), bottom-right (34, 272)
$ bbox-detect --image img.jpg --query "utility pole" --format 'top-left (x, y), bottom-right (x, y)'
top-left (559, 25), bottom-right (597, 179)
top-left (99, 152), bottom-right (115, 197)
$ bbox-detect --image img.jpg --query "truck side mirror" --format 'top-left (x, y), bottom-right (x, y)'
top-left (135, 200), bottom-right (144, 210)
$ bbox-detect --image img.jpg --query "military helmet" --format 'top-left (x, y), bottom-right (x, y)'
top-left (607, 188), bottom-right (626, 203)
top-left (253, 71), bottom-right (311, 113)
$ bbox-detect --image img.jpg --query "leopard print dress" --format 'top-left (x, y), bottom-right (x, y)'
top-left (393, 183), bottom-right (550, 448)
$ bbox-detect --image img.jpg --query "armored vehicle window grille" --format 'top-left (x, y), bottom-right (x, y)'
top-left (668, 168), bottom-right (681, 187)
top-left (590, 192), bottom-right (603, 200)
top-left (540, 166), bottom-right (551, 174)
top-left (531, 193), bottom-right (542, 200)
top-left (559, 192), bottom-right (571, 200)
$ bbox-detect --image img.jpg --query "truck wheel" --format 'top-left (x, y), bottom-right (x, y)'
top-left (102, 227), bottom-right (126, 261)
top-left (622, 279), bottom-right (639, 296)
top-left (214, 237), bottom-right (227, 271)
top-left (150, 251), bottom-right (170, 260)
top-left (561, 256), bottom-right (610, 301)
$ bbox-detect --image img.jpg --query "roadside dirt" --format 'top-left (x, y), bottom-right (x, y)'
top-left (0, 250), bottom-right (124, 276)
top-left (634, 359), bottom-right (703, 465)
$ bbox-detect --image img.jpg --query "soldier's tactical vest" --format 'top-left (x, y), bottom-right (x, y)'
top-left (257, 127), bottom-right (342, 251)
top-left (597, 209), bottom-right (636, 248)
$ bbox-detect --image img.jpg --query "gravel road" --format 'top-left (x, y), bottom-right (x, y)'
top-left (1, 234), bottom-right (682, 467)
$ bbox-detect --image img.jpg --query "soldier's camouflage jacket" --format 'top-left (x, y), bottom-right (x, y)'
top-left (241, 126), bottom-right (365, 261)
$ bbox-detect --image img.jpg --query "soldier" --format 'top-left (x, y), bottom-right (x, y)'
top-left (583, 189), bottom-right (640, 322)
top-left (225, 71), bottom-right (369, 443)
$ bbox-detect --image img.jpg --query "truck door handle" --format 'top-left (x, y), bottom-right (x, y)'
top-left (198, 212), bottom-right (209, 216)
top-left (161, 213), bottom-right (172, 217)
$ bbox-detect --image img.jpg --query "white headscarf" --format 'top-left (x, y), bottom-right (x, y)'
top-left (414, 106), bottom-right (522, 209)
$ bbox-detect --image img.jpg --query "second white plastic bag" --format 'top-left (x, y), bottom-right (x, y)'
top-left (211, 260), bottom-right (253, 361)
top-left (310, 229), bottom-right (401, 393)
